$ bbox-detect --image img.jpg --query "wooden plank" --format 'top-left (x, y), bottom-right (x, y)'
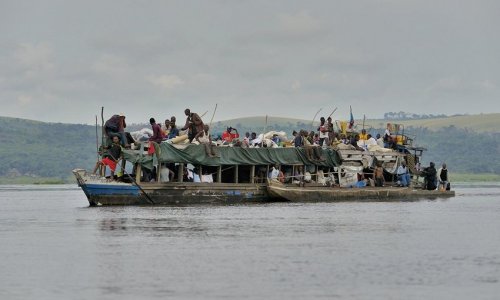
top-left (178, 163), bottom-right (184, 182)
top-left (135, 164), bottom-right (141, 182)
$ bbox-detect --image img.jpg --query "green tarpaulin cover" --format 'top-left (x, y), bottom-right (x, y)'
top-left (123, 143), bottom-right (341, 170)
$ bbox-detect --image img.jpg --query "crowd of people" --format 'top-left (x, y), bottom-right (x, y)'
top-left (95, 109), bottom-right (449, 190)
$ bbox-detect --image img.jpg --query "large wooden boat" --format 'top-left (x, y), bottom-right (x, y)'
top-left (74, 124), bottom-right (454, 206)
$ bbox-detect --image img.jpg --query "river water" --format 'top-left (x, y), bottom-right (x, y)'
top-left (0, 184), bottom-right (499, 300)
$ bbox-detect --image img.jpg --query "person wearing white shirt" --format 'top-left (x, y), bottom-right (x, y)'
top-left (396, 161), bottom-right (410, 187)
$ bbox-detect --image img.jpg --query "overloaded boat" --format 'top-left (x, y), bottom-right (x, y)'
top-left (73, 125), bottom-right (455, 206)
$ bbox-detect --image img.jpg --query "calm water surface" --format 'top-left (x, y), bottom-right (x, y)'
top-left (1, 184), bottom-right (499, 300)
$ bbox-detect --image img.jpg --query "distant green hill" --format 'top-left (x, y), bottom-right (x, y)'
top-left (363, 113), bottom-right (500, 133)
top-left (0, 116), bottom-right (98, 182)
top-left (211, 113), bottom-right (500, 134)
top-left (0, 114), bottom-right (499, 183)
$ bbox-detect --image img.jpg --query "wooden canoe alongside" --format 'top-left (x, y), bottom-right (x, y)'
top-left (267, 179), bottom-right (456, 202)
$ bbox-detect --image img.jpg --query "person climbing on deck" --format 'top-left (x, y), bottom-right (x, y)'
top-left (93, 135), bottom-right (122, 180)
top-left (182, 108), bottom-right (204, 143)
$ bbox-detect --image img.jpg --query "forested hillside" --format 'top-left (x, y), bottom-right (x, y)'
top-left (0, 115), bottom-right (498, 183)
top-left (0, 117), bottom-right (98, 181)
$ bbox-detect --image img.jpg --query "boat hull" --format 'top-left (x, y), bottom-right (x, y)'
top-left (84, 182), bottom-right (273, 206)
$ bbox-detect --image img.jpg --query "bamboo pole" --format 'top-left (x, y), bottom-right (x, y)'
top-left (209, 103), bottom-right (218, 128)
top-left (311, 108), bottom-right (322, 130)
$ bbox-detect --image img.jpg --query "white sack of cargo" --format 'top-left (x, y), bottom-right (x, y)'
top-left (131, 128), bottom-right (153, 142)
top-left (263, 131), bottom-right (288, 141)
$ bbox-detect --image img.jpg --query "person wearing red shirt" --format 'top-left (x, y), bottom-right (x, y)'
top-left (222, 127), bottom-right (239, 143)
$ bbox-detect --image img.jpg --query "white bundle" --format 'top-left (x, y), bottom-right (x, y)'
top-left (131, 128), bottom-right (153, 142)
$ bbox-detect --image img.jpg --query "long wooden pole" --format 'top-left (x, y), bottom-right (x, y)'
top-left (263, 115), bottom-right (268, 136)
top-left (95, 115), bottom-right (99, 161)
top-left (362, 114), bottom-right (366, 130)
top-left (101, 107), bottom-right (105, 147)
top-left (209, 103), bottom-right (218, 128)
top-left (327, 107), bottom-right (338, 119)
top-left (311, 108), bottom-right (322, 130)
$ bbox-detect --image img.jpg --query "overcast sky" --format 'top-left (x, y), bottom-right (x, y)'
top-left (1, 0), bottom-right (499, 124)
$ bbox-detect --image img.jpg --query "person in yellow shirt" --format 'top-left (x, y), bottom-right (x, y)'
top-left (359, 129), bottom-right (368, 141)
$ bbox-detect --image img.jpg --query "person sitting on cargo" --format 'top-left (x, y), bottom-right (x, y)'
top-left (149, 118), bottom-right (165, 143)
top-left (350, 135), bottom-right (364, 151)
top-left (195, 125), bottom-right (218, 158)
top-left (366, 134), bottom-right (377, 147)
top-left (222, 127), bottom-right (239, 144)
top-left (162, 119), bottom-right (171, 137)
top-left (242, 132), bottom-right (251, 148)
top-left (92, 135), bottom-right (122, 180)
top-left (339, 134), bottom-right (349, 145)
top-left (294, 130), bottom-right (304, 147)
top-left (437, 163), bottom-right (449, 191)
top-left (359, 129), bottom-right (368, 141)
top-left (168, 116), bottom-right (179, 139)
top-left (303, 131), bottom-right (325, 161)
top-left (182, 108), bottom-right (204, 143)
top-left (249, 132), bottom-right (260, 147)
top-left (376, 134), bottom-right (385, 147)
top-left (396, 161), bottom-right (411, 187)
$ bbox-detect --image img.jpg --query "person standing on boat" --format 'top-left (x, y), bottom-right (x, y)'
top-left (396, 160), bottom-right (411, 187)
top-left (423, 162), bottom-right (437, 190)
top-left (327, 117), bottom-right (335, 146)
top-left (149, 118), bottom-right (165, 143)
top-left (92, 135), bottom-right (122, 180)
top-left (182, 108), bottom-right (204, 143)
top-left (374, 161), bottom-right (385, 187)
top-left (318, 117), bottom-right (328, 147)
top-left (437, 163), bottom-right (449, 191)
top-left (104, 113), bottom-right (129, 148)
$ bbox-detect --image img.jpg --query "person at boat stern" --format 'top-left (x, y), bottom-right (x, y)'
top-left (92, 135), bottom-right (122, 180)
top-left (437, 163), bottom-right (449, 191)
